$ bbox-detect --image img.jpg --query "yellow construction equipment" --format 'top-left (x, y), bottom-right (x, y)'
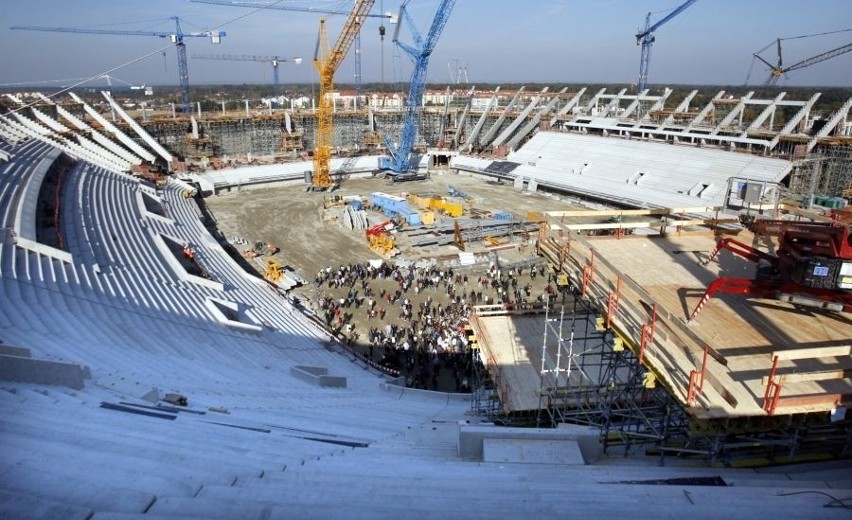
top-left (366, 220), bottom-right (398, 258)
top-left (323, 195), bottom-right (345, 209)
top-left (311, 0), bottom-right (376, 190)
top-left (264, 258), bottom-right (285, 284)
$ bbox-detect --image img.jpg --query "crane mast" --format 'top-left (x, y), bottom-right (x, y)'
top-left (10, 17), bottom-right (224, 114)
top-left (755, 39), bottom-right (852, 86)
top-left (311, 0), bottom-right (377, 190)
top-left (379, 0), bottom-right (457, 174)
top-left (635, 0), bottom-right (698, 91)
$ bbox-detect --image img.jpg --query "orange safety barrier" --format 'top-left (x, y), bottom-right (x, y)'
top-left (581, 249), bottom-right (595, 298)
top-left (638, 304), bottom-right (657, 365)
top-left (763, 355), bottom-right (783, 416)
top-left (606, 275), bottom-right (621, 329)
top-left (687, 346), bottom-right (709, 406)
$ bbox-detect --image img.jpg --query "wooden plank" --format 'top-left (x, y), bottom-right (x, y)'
top-left (703, 368), bottom-right (739, 408)
top-left (761, 369), bottom-right (852, 386)
top-left (546, 207), bottom-right (720, 218)
top-left (777, 204), bottom-right (835, 223)
top-left (552, 219), bottom-right (736, 231)
top-left (542, 230), bottom-right (852, 419)
top-left (773, 393), bottom-right (852, 409)
top-left (772, 345), bottom-right (852, 361)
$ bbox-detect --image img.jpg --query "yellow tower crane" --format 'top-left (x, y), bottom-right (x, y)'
top-left (311, 0), bottom-right (377, 190)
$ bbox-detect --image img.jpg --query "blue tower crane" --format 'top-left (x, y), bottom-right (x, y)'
top-left (192, 54), bottom-right (302, 101)
top-left (379, 0), bottom-right (457, 175)
top-left (11, 17), bottom-right (224, 114)
top-left (635, 0), bottom-right (698, 91)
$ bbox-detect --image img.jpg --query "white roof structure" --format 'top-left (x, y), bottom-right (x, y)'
top-left (456, 132), bottom-right (791, 208)
top-left (199, 155), bottom-right (382, 191)
top-left (0, 138), bottom-right (849, 518)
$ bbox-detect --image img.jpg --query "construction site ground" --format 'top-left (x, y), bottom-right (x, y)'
top-left (203, 172), bottom-right (588, 388)
top-left (204, 171), bottom-right (852, 417)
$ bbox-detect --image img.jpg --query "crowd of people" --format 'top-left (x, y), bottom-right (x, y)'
top-left (312, 259), bottom-right (556, 392)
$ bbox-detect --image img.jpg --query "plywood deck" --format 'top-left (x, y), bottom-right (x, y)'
top-left (531, 231), bottom-right (852, 420)
top-left (473, 312), bottom-right (601, 413)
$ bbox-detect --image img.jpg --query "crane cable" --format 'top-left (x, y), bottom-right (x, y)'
top-left (5, 0), bottom-right (292, 114)
top-left (778, 27), bottom-right (852, 42)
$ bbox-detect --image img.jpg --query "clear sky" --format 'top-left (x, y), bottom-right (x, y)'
top-left (1, 0), bottom-right (851, 90)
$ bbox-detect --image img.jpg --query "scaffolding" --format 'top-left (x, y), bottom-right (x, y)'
top-left (535, 295), bottom-right (690, 461)
top-left (468, 319), bottom-right (505, 420)
top-left (531, 275), bottom-right (852, 465)
top-left (531, 226), bottom-right (852, 466)
top-left (538, 293), bottom-right (687, 456)
top-left (788, 144), bottom-right (852, 202)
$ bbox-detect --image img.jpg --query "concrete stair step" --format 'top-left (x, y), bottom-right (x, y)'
top-left (238, 471), bottom-right (536, 497)
top-left (0, 489), bottom-right (92, 520)
top-left (0, 461), bottom-right (197, 499)
top-left (0, 466), bottom-right (155, 514)
top-left (146, 496), bottom-right (270, 519)
top-left (289, 453), bottom-right (795, 483)
top-left (1, 409), bottom-right (279, 478)
top-left (198, 484), bottom-right (559, 516)
top-left (1, 430), bottom-right (246, 489)
top-left (241, 466), bottom-right (843, 498)
top-left (92, 512), bottom-right (200, 520)
top-left (266, 503), bottom-right (459, 520)
top-left (202, 481), bottom-right (846, 519)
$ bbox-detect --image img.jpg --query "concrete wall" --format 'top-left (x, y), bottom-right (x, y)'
top-left (0, 345), bottom-right (32, 358)
top-left (458, 424), bottom-right (601, 463)
top-left (0, 354), bottom-right (89, 390)
top-left (381, 381), bottom-right (473, 403)
top-left (290, 365), bottom-right (347, 388)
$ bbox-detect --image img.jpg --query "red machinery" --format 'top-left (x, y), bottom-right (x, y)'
top-left (365, 221), bottom-right (396, 257)
top-left (689, 218), bottom-right (852, 321)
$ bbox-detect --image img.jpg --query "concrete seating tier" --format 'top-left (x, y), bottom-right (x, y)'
top-left (1, 130), bottom-right (848, 519)
top-left (454, 131), bottom-right (791, 209)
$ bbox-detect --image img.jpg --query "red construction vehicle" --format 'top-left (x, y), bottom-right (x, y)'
top-left (365, 221), bottom-right (397, 258)
top-left (689, 218), bottom-right (852, 321)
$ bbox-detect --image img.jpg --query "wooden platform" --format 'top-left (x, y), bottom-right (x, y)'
top-left (536, 231), bottom-right (852, 420)
top-left (472, 305), bottom-right (609, 414)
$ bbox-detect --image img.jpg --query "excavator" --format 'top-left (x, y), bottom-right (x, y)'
top-left (689, 217), bottom-right (852, 321)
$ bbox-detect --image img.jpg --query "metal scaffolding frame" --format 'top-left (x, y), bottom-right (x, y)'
top-left (534, 294), bottom-right (689, 461)
top-left (788, 144), bottom-right (852, 201)
top-left (532, 284), bottom-right (852, 466)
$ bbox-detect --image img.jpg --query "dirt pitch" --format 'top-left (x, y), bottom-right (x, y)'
top-left (203, 171), bottom-right (587, 290)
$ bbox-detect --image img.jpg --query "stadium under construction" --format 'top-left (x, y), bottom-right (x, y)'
top-left (2, 2), bottom-right (852, 517)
